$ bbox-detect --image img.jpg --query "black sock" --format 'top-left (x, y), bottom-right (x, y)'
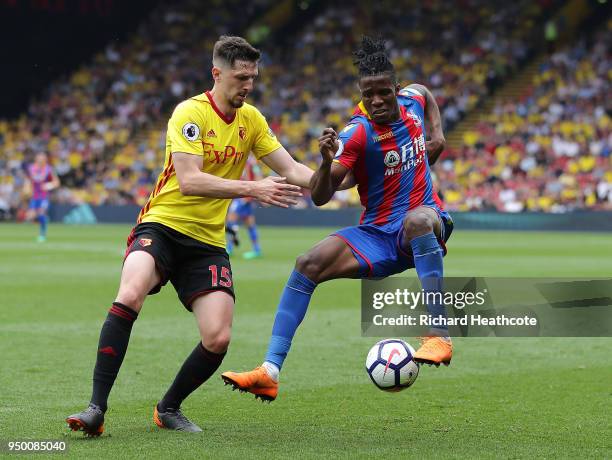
top-left (90, 302), bottom-right (138, 412)
top-left (158, 342), bottom-right (226, 411)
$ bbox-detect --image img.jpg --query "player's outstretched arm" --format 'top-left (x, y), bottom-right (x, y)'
top-left (173, 152), bottom-right (302, 208)
top-left (407, 83), bottom-right (446, 165)
top-left (310, 128), bottom-right (349, 206)
top-left (260, 147), bottom-right (314, 188)
top-left (261, 145), bottom-right (355, 191)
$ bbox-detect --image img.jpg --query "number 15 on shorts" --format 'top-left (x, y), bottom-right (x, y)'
top-left (209, 265), bottom-right (232, 288)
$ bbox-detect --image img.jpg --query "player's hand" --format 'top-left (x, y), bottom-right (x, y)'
top-left (318, 128), bottom-right (339, 165)
top-left (426, 133), bottom-right (446, 158)
top-left (250, 176), bottom-right (302, 208)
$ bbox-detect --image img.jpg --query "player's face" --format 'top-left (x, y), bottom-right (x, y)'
top-left (359, 75), bottom-right (401, 124)
top-left (216, 60), bottom-right (259, 109)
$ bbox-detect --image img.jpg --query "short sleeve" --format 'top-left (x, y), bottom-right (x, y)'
top-left (332, 122), bottom-right (366, 170)
top-left (399, 86), bottom-right (425, 109)
top-left (251, 109), bottom-right (282, 160)
top-left (167, 100), bottom-right (204, 156)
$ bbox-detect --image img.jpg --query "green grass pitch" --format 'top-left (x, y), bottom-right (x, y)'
top-left (0, 223), bottom-right (611, 459)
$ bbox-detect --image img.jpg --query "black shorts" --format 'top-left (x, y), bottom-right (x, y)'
top-left (125, 222), bottom-right (234, 310)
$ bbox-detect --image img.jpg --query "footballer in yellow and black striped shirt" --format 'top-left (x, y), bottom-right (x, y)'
top-left (66, 36), bottom-right (320, 433)
top-left (137, 51), bottom-right (312, 248)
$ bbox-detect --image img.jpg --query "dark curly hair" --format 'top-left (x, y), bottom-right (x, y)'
top-left (353, 35), bottom-right (396, 82)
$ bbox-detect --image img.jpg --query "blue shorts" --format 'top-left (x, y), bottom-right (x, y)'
top-left (28, 198), bottom-right (49, 211)
top-left (333, 211), bottom-right (453, 278)
top-left (229, 199), bottom-right (254, 218)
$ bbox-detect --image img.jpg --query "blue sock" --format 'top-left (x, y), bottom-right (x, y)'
top-left (38, 214), bottom-right (48, 237)
top-left (410, 232), bottom-right (447, 336)
top-left (264, 270), bottom-right (317, 369)
top-left (248, 225), bottom-right (260, 253)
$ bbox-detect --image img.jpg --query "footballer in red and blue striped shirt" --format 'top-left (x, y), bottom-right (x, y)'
top-left (335, 87), bottom-right (447, 227)
top-left (327, 83), bottom-right (453, 281)
top-left (221, 37), bottom-right (455, 399)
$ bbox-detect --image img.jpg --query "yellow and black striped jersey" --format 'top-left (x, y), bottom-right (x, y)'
top-left (138, 92), bottom-right (281, 247)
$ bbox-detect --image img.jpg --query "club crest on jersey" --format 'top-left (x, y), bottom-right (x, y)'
top-left (239, 126), bottom-right (247, 140)
top-left (139, 238), bottom-right (152, 247)
top-left (384, 150), bottom-right (401, 168)
top-left (182, 123), bottom-right (200, 141)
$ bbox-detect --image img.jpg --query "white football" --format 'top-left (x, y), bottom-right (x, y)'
top-left (365, 339), bottom-right (419, 391)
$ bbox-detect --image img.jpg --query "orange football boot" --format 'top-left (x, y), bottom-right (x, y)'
top-left (221, 366), bottom-right (278, 402)
top-left (413, 336), bottom-right (453, 366)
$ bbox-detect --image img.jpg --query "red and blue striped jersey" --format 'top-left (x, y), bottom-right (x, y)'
top-left (241, 156), bottom-right (261, 182)
top-left (333, 87), bottom-right (445, 225)
top-left (27, 163), bottom-right (54, 200)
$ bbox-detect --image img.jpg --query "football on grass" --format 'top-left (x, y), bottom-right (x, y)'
top-left (365, 339), bottom-right (419, 391)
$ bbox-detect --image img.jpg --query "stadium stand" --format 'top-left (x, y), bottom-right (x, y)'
top-left (0, 0), bottom-right (273, 217)
top-left (439, 18), bottom-right (611, 212)
top-left (253, 0), bottom-right (559, 207)
top-left (1, 0), bottom-right (609, 217)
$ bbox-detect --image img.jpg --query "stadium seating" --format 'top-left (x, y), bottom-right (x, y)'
top-left (0, 0), bottom-right (273, 214)
top-left (253, 0), bottom-right (559, 207)
top-left (3, 0), bottom-right (609, 215)
top-left (437, 18), bottom-right (611, 212)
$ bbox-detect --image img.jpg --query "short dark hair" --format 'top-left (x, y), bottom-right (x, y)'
top-left (213, 35), bottom-right (261, 68)
top-left (353, 36), bottom-right (396, 82)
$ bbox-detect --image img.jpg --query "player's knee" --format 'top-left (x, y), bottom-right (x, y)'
top-left (295, 252), bottom-right (323, 283)
top-left (115, 286), bottom-right (146, 312)
top-left (202, 329), bottom-right (231, 354)
top-left (403, 212), bottom-right (434, 239)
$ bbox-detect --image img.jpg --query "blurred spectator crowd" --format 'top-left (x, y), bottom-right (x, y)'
top-left (1, 0), bottom-right (610, 218)
top-left (256, 0), bottom-right (548, 195)
top-left (438, 19), bottom-right (611, 212)
top-left (0, 0), bottom-right (271, 218)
